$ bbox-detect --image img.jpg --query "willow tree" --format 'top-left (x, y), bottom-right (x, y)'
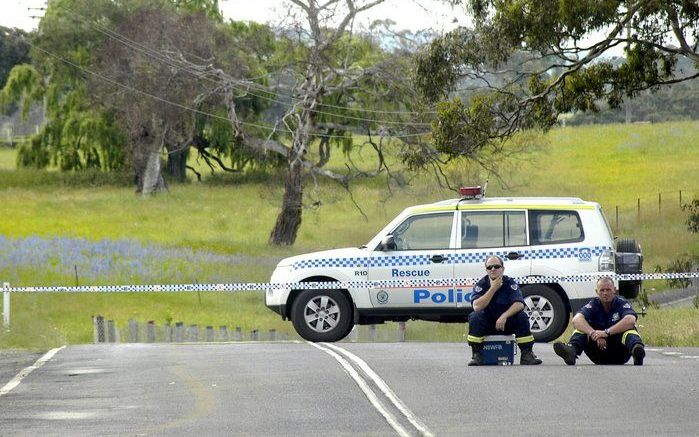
top-left (1, 0), bottom-right (126, 172)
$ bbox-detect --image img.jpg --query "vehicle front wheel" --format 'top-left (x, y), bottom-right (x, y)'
top-left (291, 289), bottom-right (353, 342)
top-left (522, 285), bottom-right (568, 342)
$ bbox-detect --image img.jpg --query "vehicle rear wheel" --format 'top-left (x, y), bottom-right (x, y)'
top-left (291, 289), bottom-right (353, 342)
top-left (522, 285), bottom-right (568, 342)
top-left (616, 238), bottom-right (643, 299)
top-left (616, 238), bottom-right (641, 254)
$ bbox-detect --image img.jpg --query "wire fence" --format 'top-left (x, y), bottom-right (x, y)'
top-left (610, 188), bottom-right (699, 231)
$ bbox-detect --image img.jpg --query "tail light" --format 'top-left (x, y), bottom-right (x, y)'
top-left (598, 249), bottom-right (615, 272)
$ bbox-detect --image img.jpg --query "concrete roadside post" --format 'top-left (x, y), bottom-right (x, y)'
top-left (397, 321), bottom-right (406, 342)
top-left (2, 282), bottom-right (9, 328)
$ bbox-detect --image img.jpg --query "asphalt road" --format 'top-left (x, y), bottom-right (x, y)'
top-left (1, 342), bottom-right (698, 436)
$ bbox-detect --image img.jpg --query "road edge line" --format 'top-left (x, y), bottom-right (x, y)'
top-left (324, 343), bottom-right (435, 437)
top-left (307, 342), bottom-right (410, 437)
top-left (0, 345), bottom-right (66, 397)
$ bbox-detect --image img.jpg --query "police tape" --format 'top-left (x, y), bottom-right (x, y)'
top-left (2, 272), bottom-right (698, 293)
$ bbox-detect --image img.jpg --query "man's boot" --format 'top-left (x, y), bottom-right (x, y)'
top-left (632, 344), bottom-right (645, 366)
top-left (520, 347), bottom-right (542, 365)
top-left (468, 344), bottom-right (483, 366)
top-left (553, 342), bottom-right (577, 365)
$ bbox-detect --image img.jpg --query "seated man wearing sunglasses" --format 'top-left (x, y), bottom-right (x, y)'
top-left (467, 256), bottom-right (542, 366)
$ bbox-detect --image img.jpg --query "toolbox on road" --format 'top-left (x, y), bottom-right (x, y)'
top-left (480, 335), bottom-right (516, 365)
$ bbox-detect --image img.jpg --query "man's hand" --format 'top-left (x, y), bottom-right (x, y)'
top-left (495, 315), bottom-right (507, 331)
top-left (590, 330), bottom-right (609, 341)
top-left (596, 337), bottom-right (607, 350)
top-left (490, 277), bottom-right (503, 292)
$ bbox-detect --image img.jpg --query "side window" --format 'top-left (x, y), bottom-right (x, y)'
top-left (529, 210), bottom-right (584, 245)
top-left (461, 211), bottom-right (526, 249)
top-left (391, 213), bottom-right (454, 250)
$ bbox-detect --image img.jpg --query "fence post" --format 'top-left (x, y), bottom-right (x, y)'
top-left (107, 320), bottom-right (117, 343)
top-left (146, 321), bottom-right (156, 343)
top-left (128, 319), bottom-right (139, 343)
top-left (189, 325), bottom-right (199, 342)
top-left (2, 282), bottom-right (9, 328)
top-left (637, 198), bottom-right (641, 222)
top-left (397, 322), bottom-right (406, 342)
top-left (219, 325), bottom-right (229, 342)
top-left (615, 206), bottom-right (619, 229)
top-left (659, 192), bottom-right (662, 215)
top-left (94, 315), bottom-right (105, 343)
top-left (679, 190), bottom-right (682, 207)
top-left (175, 322), bottom-right (184, 342)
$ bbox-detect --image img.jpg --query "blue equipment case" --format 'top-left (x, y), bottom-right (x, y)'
top-left (481, 335), bottom-right (516, 365)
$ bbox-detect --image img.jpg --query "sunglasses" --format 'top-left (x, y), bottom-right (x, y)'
top-left (485, 264), bottom-right (502, 270)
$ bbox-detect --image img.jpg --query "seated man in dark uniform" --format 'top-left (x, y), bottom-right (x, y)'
top-left (467, 256), bottom-right (542, 366)
top-left (554, 276), bottom-right (645, 365)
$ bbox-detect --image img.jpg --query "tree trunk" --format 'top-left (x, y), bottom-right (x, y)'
top-left (269, 159), bottom-right (304, 246)
top-left (133, 121), bottom-right (168, 195)
top-left (165, 143), bottom-right (188, 182)
top-left (141, 148), bottom-right (167, 196)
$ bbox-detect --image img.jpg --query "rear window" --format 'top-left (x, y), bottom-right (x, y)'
top-left (529, 210), bottom-right (584, 245)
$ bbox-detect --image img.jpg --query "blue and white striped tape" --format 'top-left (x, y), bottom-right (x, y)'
top-left (2, 272), bottom-right (697, 293)
top-left (293, 246), bottom-right (610, 269)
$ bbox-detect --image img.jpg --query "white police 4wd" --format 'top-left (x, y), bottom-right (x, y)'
top-left (265, 187), bottom-right (642, 342)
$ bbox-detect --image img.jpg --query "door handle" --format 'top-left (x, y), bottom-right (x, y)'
top-left (430, 254), bottom-right (445, 263)
top-left (506, 252), bottom-right (523, 260)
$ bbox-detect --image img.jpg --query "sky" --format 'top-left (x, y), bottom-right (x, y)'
top-left (1, 0), bottom-right (466, 33)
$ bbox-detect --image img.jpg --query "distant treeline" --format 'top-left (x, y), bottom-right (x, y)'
top-left (567, 57), bottom-right (699, 125)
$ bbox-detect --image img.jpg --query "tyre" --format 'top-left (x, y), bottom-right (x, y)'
top-left (616, 239), bottom-right (643, 299)
top-left (616, 238), bottom-right (641, 254)
top-left (521, 285), bottom-right (568, 342)
top-left (291, 289), bottom-right (353, 342)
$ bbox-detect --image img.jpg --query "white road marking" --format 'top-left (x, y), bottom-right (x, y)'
top-left (307, 342), bottom-right (411, 437)
top-left (661, 352), bottom-right (683, 356)
top-left (0, 346), bottom-right (66, 397)
top-left (324, 343), bottom-right (435, 437)
top-left (66, 368), bottom-right (105, 375)
top-left (37, 411), bottom-right (98, 420)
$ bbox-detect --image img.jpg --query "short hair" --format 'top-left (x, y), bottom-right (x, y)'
top-left (596, 276), bottom-right (615, 289)
top-left (484, 255), bottom-right (504, 266)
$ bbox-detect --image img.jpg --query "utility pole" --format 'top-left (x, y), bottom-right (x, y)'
top-left (624, 4), bottom-right (632, 124)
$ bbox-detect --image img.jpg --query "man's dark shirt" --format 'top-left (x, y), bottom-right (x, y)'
top-left (578, 295), bottom-right (637, 330)
top-left (470, 275), bottom-right (524, 318)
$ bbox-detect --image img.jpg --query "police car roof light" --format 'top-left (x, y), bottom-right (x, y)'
top-left (459, 186), bottom-right (482, 199)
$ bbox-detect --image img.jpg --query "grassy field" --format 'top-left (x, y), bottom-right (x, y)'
top-left (1, 120), bottom-right (698, 350)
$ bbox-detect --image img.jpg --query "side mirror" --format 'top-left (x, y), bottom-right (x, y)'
top-left (381, 235), bottom-right (396, 251)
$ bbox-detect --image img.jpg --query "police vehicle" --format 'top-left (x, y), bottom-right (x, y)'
top-left (265, 187), bottom-right (643, 343)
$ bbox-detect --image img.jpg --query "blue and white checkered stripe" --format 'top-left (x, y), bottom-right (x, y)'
top-left (2, 272), bottom-right (698, 293)
top-left (293, 246), bottom-right (610, 270)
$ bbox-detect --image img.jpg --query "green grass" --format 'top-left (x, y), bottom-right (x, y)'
top-left (0, 147), bottom-right (16, 170)
top-left (1, 121), bottom-right (698, 350)
top-left (1, 292), bottom-right (295, 350)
